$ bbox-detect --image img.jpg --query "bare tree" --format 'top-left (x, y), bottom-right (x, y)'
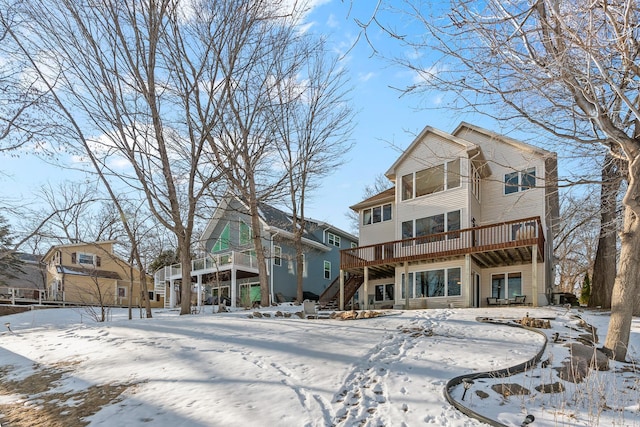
top-left (0, 0), bottom-right (302, 314)
top-left (553, 189), bottom-right (599, 294)
top-left (366, 0), bottom-right (640, 360)
top-left (270, 37), bottom-right (354, 302)
top-left (205, 1), bottom-right (319, 306)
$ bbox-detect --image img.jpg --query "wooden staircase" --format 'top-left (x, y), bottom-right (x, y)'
top-left (318, 275), bottom-right (364, 310)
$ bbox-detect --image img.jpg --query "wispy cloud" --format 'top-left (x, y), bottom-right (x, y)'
top-left (358, 72), bottom-right (375, 82)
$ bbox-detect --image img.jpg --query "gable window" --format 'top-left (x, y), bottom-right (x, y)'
top-left (402, 159), bottom-right (461, 201)
top-left (362, 203), bottom-right (393, 226)
top-left (504, 167), bottom-right (536, 194)
top-left (273, 246), bottom-right (282, 266)
top-left (239, 220), bottom-right (252, 246)
top-left (328, 232), bottom-right (341, 247)
top-left (77, 253), bottom-right (98, 266)
top-left (324, 261), bottom-right (331, 279)
top-left (416, 164), bottom-right (444, 197)
top-left (212, 222), bottom-right (230, 252)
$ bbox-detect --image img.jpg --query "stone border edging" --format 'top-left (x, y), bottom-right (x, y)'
top-left (443, 317), bottom-right (549, 427)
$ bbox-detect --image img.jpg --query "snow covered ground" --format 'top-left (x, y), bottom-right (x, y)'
top-left (1, 304), bottom-right (639, 426)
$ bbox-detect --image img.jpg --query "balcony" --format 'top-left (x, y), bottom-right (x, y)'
top-left (340, 217), bottom-right (545, 278)
top-left (154, 251), bottom-right (259, 293)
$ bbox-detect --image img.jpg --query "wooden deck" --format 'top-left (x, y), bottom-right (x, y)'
top-left (340, 216), bottom-right (545, 278)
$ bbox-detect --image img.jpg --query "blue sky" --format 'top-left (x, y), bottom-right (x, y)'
top-left (0, 1), bottom-right (501, 239)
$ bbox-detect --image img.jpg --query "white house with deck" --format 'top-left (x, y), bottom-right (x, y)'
top-left (326, 122), bottom-right (559, 311)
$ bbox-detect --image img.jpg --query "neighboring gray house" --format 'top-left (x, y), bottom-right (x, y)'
top-left (154, 195), bottom-right (358, 309)
top-left (0, 253), bottom-right (46, 301)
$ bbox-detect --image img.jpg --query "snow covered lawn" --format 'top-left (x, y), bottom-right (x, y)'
top-left (1, 305), bottom-right (639, 426)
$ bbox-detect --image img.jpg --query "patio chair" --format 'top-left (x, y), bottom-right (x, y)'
top-left (486, 297), bottom-right (498, 306)
top-left (303, 300), bottom-right (318, 319)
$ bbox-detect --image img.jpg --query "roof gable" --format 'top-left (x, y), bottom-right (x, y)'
top-left (385, 125), bottom-right (478, 181)
top-left (452, 122), bottom-right (554, 159)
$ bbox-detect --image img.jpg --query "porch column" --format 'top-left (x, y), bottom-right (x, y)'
top-left (169, 279), bottom-right (175, 308)
top-left (339, 270), bottom-right (345, 311)
top-left (404, 262), bottom-right (409, 310)
top-left (532, 245), bottom-right (538, 307)
top-left (230, 267), bottom-right (237, 308)
top-left (363, 267), bottom-right (369, 310)
top-left (196, 274), bottom-right (202, 310)
top-left (464, 254), bottom-right (471, 308)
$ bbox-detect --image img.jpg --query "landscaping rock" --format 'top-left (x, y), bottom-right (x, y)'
top-left (491, 383), bottom-right (530, 397)
top-left (475, 390), bottom-right (490, 399)
top-left (535, 382), bottom-right (565, 393)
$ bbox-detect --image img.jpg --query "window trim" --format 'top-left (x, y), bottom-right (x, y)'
top-left (77, 252), bottom-right (96, 266)
top-left (407, 267), bottom-right (461, 298)
top-left (273, 245), bottom-right (282, 266)
top-left (504, 167), bottom-right (536, 195)
top-left (374, 283), bottom-right (394, 302)
top-left (327, 232), bottom-right (341, 247)
top-left (212, 222), bottom-right (231, 252)
top-left (362, 203), bottom-right (393, 226)
top-left (491, 272), bottom-right (523, 299)
top-left (323, 260), bottom-right (331, 280)
top-left (402, 158), bottom-right (462, 201)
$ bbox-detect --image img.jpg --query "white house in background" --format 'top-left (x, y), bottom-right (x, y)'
top-left (328, 122), bottom-right (559, 310)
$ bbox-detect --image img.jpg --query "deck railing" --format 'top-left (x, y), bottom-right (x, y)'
top-left (154, 250), bottom-right (259, 291)
top-left (341, 216), bottom-right (545, 270)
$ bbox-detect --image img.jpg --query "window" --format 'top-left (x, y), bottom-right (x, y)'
top-left (405, 210), bottom-right (461, 243)
top-left (363, 209), bottom-right (372, 225)
top-left (118, 287), bottom-right (126, 298)
top-left (446, 158), bottom-right (461, 190)
top-left (212, 222), bottom-right (230, 252)
top-left (371, 206), bottom-right (381, 223)
top-left (416, 164), bottom-right (444, 197)
top-left (471, 163), bottom-right (481, 201)
top-left (324, 261), bottom-right (331, 279)
top-left (351, 242), bottom-right (357, 248)
top-left (239, 221), bottom-right (251, 246)
top-left (401, 272), bottom-right (414, 299)
top-left (78, 253), bottom-right (95, 266)
top-left (382, 204), bottom-right (392, 221)
top-left (412, 268), bottom-right (461, 298)
top-left (363, 203), bottom-right (392, 226)
top-left (375, 284), bottom-right (394, 301)
top-left (273, 246), bottom-right (282, 266)
top-left (505, 167), bottom-right (536, 194)
top-left (291, 254), bottom-right (307, 277)
top-left (401, 173), bottom-right (413, 201)
top-left (492, 272), bottom-right (522, 299)
top-left (328, 232), bottom-right (341, 247)
top-left (403, 159), bottom-right (461, 200)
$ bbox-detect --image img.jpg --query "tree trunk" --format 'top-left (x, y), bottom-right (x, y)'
top-left (589, 155), bottom-right (621, 309)
top-left (248, 198), bottom-right (270, 307)
top-left (296, 246), bottom-right (304, 303)
top-left (603, 207), bottom-right (640, 361)
top-left (179, 243), bottom-right (192, 315)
